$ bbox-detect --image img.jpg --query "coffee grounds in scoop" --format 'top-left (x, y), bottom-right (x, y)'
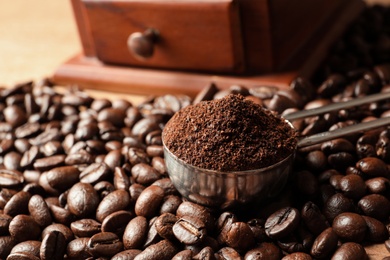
top-left (162, 94), bottom-right (298, 171)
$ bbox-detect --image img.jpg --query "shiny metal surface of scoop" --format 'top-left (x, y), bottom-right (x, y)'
top-left (163, 91), bottom-right (390, 209)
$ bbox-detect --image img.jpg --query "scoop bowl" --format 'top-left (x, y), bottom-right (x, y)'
top-left (163, 141), bottom-right (295, 209)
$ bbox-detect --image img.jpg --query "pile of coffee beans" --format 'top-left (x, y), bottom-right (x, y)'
top-left (162, 94), bottom-right (297, 171)
top-left (0, 4), bottom-right (389, 260)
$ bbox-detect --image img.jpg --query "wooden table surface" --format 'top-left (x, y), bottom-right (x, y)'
top-left (0, 0), bottom-right (390, 259)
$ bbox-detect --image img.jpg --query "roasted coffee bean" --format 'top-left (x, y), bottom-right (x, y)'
top-left (0, 139), bottom-right (13, 155)
top-left (177, 201), bottom-right (214, 233)
top-left (217, 212), bottom-right (238, 245)
top-left (123, 216), bottom-right (148, 249)
top-left (67, 182), bottom-right (99, 218)
top-left (339, 174), bottom-right (366, 199)
top-left (151, 156), bottom-right (167, 175)
top-left (9, 214), bottom-right (41, 242)
top-left (215, 247), bottom-right (241, 260)
top-left (28, 194), bottom-right (52, 227)
top-left (301, 201), bottom-right (329, 236)
top-left (131, 118), bottom-right (160, 141)
top-left (323, 193), bottom-right (355, 222)
top-left (321, 138), bottom-right (355, 154)
top-left (356, 157), bottom-right (389, 177)
top-left (135, 185), bottom-right (165, 218)
top-left (0, 213), bottom-right (12, 235)
top-left (159, 195), bottom-right (182, 215)
top-left (102, 210), bottom-right (133, 237)
top-left (143, 216), bottom-right (160, 248)
top-left (40, 230), bottom-right (66, 260)
top-left (127, 147), bottom-right (150, 165)
top-left (94, 180), bottom-right (116, 198)
top-left (0, 235), bottom-right (15, 259)
top-left (42, 223), bottom-right (74, 243)
top-left (328, 152), bottom-right (355, 171)
top-left (4, 190), bottom-right (31, 216)
top-left (365, 177), bottom-right (390, 194)
top-left (114, 167), bottom-right (130, 191)
top-left (7, 252), bottom-right (40, 260)
top-left (3, 151), bottom-right (22, 171)
top-left (244, 242), bottom-right (282, 260)
top-left (131, 163), bottom-right (161, 185)
top-left (0, 188), bottom-right (16, 208)
top-left (362, 215), bottom-right (388, 242)
top-left (43, 165), bottom-right (80, 192)
top-left (70, 218), bottom-right (102, 237)
top-left (331, 242), bottom-right (368, 260)
top-left (154, 213), bottom-right (177, 240)
top-left (265, 207), bottom-right (300, 240)
top-left (133, 239), bottom-right (177, 260)
top-left (96, 189), bottom-right (130, 222)
top-left (79, 162), bottom-right (111, 184)
top-left (282, 252), bottom-right (312, 260)
top-left (49, 204), bottom-right (76, 225)
top-left (87, 231), bottom-right (123, 257)
top-left (33, 154), bottom-right (66, 171)
top-left (146, 145), bottom-right (163, 157)
top-left (10, 240), bottom-right (41, 257)
top-left (305, 150), bottom-right (328, 171)
top-left (224, 222), bottom-right (255, 252)
top-left (104, 149), bottom-right (123, 171)
top-left (3, 105), bottom-right (27, 127)
top-left (40, 140), bottom-right (63, 157)
top-left (310, 227), bottom-right (338, 259)
top-left (332, 213), bottom-right (367, 242)
top-left (64, 149), bottom-right (94, 165)
top-left (112, 249), bottom-right (142, 260)
top-left (358, 194), bottom-right (390, 220)
top-left (173, 215), bottom-right (207, 245)
top-left (66, 237), bottom-right (91, 259)
top-left (193, 246), bottom-right (215, 260)
top-left (0, 169), bottom-right (24, 188)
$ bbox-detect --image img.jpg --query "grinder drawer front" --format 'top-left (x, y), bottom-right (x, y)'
top-left (83, 0), bottom-right (245, 73)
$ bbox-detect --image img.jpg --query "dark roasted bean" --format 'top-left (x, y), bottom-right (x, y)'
top-left (265, 207), bottom-right (300, 240)
top-left (123, 216), bottom-right (148, 250)
top-left (87, 231), bottom-right (123, 257)
top-left (133, 239), bottom-right (177, 260)
top-left (70, 218), bottom-right (102, 237)
top-left (332, 213), bottom-right (367, 243)
top-left (40, 230), bottom-right (66, 260)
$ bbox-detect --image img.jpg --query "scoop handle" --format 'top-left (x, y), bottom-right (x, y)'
top-left (284, 91), bottom-right (390, 121)
top-left (297, 116), bottom-right (390, 148)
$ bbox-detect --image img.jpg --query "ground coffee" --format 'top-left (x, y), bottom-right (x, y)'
top-left (162, 94), bottom-right (298, 171)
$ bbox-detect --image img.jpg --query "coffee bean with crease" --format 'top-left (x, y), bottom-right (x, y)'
top-left (40, 230), bottom-right (66, 260)
top-left (155, 212), bottom-right (177, 240)
top-left (70, 218), bottom-right (101, 238)
top-left (301, 201), bottom-right (329, 236)
top-left (102, 210), bottom-right (133, 237)
top-left (87, 231), bottom-right (123, 257)
top-left (133, 239), bottom-right (178, 260)
top-left (244, 242), bottom-right (283, 260)
top-left (173, 215), bottom-right (207, 245)
top-left (66, 237), bottom-right (91, 259)
top-left (311, 227), bottom-right (338, 259)
top-left (265, 207), bottom-right (300, 240)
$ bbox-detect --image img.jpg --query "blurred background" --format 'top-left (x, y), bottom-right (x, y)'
top-left (0, 0), bottom-right (388, 87)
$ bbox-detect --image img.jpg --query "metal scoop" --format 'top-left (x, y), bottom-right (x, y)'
top-left (163, 92), bottom-right (390, 209)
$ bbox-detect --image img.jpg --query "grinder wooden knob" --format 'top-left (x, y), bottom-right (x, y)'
top-left (127, 28), bottom-right (159, 60)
